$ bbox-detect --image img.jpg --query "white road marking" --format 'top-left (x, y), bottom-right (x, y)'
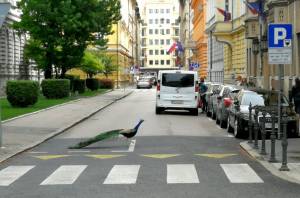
top-left (227, 134), bottom-right (234, 138)
top-left (103, 165), bottom-right (140, 184)
top-left (167, 164), bottom-right (200, 184)
top-left (68, 150), bottom-right (91, 153)
top-left (221, 164), bottom-right (264, 183)
top-left (208, 118), bottom-right (213, 122)
top-left (0, 166), bottom-right (35, 186)
top-left (111, 139), bottom-right (136, 153)
top-left (40, 165), bottom-right (87, 185)
top-left (28, 152), bottom-right (48, 154)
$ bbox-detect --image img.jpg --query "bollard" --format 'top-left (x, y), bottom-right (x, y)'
top-left (269, 109), bottom-right (278, 162)
top-left (254, 107), bottom-right (259, 149)
top-left (248, 103), bottom-right (253, 143)
top-left (279, 109), bottom-right (289, 171)
top-left (260, 109), bottom-right (267, 155)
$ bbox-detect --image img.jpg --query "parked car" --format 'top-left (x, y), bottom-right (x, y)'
top-left (215, 86), bottom-right (241, 128)
top-left (156, 70), bottom-right (199, 115)
top-left (227, 90), bottom-right (265, 138)
top-left (206, 84), bottom-right (224, 119)
top-left (137, 78), bottom-right (152, 89)
top-left (206, 83), bottom-right (222, 117)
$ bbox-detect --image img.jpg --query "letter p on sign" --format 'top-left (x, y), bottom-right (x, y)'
top-left (274, 28), bottom-right (287, 45)
top-left (268, 24), bottom-right (292, 48)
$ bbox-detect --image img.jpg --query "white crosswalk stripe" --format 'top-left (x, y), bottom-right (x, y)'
top-left (167, 164), bottom-right (200, 184)
top-left (104, 165), bottom-right (140, 184)
top-left (221, 164), bottom-right (264, 183)
top-left (0, 163), bottom-right (265, 186)
top-left (40, 165), bottom-right (87, 185)
top-left (0, 166), bottom-right (35, 186)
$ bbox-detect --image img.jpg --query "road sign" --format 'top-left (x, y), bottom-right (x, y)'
top-left (268, 24), bottom-right (293, 64)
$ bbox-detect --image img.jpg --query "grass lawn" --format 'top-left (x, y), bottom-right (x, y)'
top-left (0, 89), bottom-right (109, 121)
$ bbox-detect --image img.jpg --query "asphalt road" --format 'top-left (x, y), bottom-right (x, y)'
top-left (0, 88), bottom-right (300, 198)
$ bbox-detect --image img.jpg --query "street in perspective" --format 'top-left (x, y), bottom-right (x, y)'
top-left (1, 0), bottom-right (300, 198)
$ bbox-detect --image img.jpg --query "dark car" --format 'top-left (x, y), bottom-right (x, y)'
top-left (215, 86), bottom-right (241, 128)
top-left (227, 90), bottom-right (265, 138)
top-left (206, 83), bottom-right (222, 117)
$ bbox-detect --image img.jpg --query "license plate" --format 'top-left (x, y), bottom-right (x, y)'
top-left (265, 123), bottom-right (278, 129)
top-left (171, 100), bottom-right (183, 104)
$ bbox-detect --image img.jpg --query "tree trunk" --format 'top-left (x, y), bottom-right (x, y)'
top-left (61, 66), bottom-right (67, 78)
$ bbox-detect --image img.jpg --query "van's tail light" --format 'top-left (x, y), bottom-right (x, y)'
top-left (224, 98), bottom-right (232, 108)
top-left (157, 83), bottom-right (160, 91)
top-left (195, 84), bottom-right (199, 92)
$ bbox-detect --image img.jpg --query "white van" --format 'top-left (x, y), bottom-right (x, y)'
top-left (156, 70), bottom-right (199, 115)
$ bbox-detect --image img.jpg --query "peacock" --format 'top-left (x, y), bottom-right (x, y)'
top-left (69, 119), bottom-right (144, 149)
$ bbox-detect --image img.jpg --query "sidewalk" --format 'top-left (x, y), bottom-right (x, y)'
top-left (0, 89), bottom-right (133, 163)
top-left (241, 138), bottom-right (300, 184)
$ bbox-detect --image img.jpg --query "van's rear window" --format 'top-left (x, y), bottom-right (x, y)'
top-left (162, 73), bottom-right (194, 87)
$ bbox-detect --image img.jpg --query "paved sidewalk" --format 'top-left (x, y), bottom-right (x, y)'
top-left (241, 138), bottom-right (300, 184)
top-left (0, 89), bottom-right (133, 163)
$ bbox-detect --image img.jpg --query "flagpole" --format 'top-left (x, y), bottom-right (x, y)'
top-left (258, 0), bottom-right (264, 78)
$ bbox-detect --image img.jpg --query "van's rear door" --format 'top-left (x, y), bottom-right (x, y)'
top-left (160, 72), bottom-right (196, 106)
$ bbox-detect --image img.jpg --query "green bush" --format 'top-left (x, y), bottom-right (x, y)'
top-left (86, 78), bottom-right (99, 91)
top-left (64, 75), bottom-right (80, 90)
top-left (99, 79), bottom-right (114, 89)
top-left (73, 79), bottom-right (86, 93)
top-left (6, 80), bottom-right (39, 107)
top-left (41, 79), bottom-right (70, 99)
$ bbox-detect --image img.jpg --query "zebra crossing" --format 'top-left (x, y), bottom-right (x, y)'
top-left (0, 163), bottom-right (264, 186)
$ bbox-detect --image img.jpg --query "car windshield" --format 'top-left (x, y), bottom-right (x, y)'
top-left (241, 93), bottom-right (265, 106)
top-left (162, 73), bottom-right (194, 87)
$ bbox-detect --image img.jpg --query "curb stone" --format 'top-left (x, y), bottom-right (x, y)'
top-left (240, 141), bottom-right (300, 185)
top-left (0, 90), bottom-right (132, 164)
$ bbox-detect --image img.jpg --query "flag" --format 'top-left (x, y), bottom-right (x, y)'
top-left (216, 7), bottom-right (231, 22)
top-left (175, 56), bottom-right (181, 66)
top-left (243, 1), bottom-right (262, 15)
top-left (167, 42), bottom-right (177, 54)
top-left (176, 41), bottom-right (184, 52)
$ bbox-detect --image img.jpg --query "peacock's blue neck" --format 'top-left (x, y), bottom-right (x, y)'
top-left (134, 120), bottom-right (144, 131)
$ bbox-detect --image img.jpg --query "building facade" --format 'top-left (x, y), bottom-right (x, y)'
top-left (191, 0), bottom-right (208, 78)
top-left (140, 0), bottom-right (180, 74)
top-left (0, 0), bottom-right (40, 96)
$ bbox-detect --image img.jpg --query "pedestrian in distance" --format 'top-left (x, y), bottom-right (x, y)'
top-left (291, 78), bottom-right (300, 114)
top-left (199, 78), bottom-right (208, 113)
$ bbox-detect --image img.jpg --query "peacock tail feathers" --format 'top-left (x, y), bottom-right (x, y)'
top-left (69, 129), bottom-right (122, 149)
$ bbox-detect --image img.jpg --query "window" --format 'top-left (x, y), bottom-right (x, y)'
top-left (149, 60), bottom-right (153, 65)
top-left (166, 19), bottom-right (170, 24)
top-left (149, 29), bottom-right (153, 34)
top-left (160, 9), bottom-right (164, 13)
top-left (161, 60), bottom-right (165, 65)
top-left (175, 28), bottom-right (179, 36)
top-left (162, 73), bottom-right (194, 87)
top-left (155, 50), bottom-right (159, 55)
top-left (160, 18), bottom-right (164, 24)
top-left (149, 50), bottom-right (153, 55)
top-left (166, 29), bottom-right (170, 34)
top-left (166, 60), bottom-right (170, 65)
top-left (149, 39), bottom-right (153, 45)
top-left (155, 39), bottom-right (159, 45)
top-left (166, 39), bottom-right (171, 45)
top-left (155, 60), bottom-right (159, 65)
top-left (149, 19), bottom-right (153, 24)
top-left (155, 9), bottom-right (159, 13)
top-left (155, 29), bottom-right (159, 34)
top-left (149, 9), bottom-right (153, 14)
top-left (161, 50), bottom-right (165, 55)
top-left (166, 9), bottom-right (170, 13)
top-left (160, 29), bottom-right (164, 35)
top-left (155, 19), bottom-right (158, 24)
top-left (160, 39), bottom-right (164, 45)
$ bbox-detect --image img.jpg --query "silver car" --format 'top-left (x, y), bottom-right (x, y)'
top-left (137, 78), bottom-right (152, 89)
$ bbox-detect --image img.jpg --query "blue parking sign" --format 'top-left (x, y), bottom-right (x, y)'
top-left (268, 24), bottom-right (293, 48)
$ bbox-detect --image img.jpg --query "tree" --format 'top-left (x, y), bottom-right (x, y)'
top-left (80, 51), bottom-right (103, 78)
top-left (13, 0), bottom-right (121, 79)
top-left (100, 54), bottom-right (118, 78)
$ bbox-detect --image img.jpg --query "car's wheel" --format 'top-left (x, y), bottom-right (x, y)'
top-left (220, 117), bottom-right (228, 129)
top-left (227, 116), bottom-right (233, 133)
top-left (234, 119), bottom-right (243, 138)
top-left (206, 106), bottom-right (211, 117)
top-left (156, 107), bottom-right (163, 114)
top-left (190, 108), bottom-right (198, 116)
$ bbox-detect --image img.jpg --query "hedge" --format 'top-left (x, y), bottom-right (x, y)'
top-left (99, 79), bottom-right (114, 89)
top-left (73, 79), bottom-right (86, 93)
top-left (6, 80), bottom-right (39, 107)
top-left (41, 79), bottom-right (70, 99)
top-left (86, 78), bottom-right (99, 91)
top-left (64, 74), bottom-right (79, 91)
